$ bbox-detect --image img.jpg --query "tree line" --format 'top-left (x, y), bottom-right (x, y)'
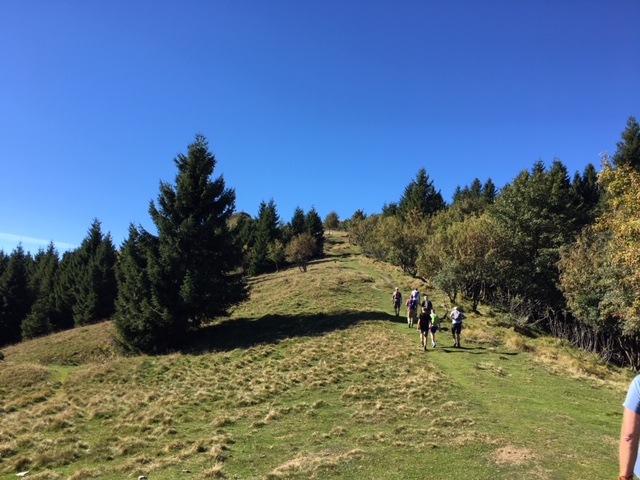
top-left (2, 118), bottom-right (639, 366)
top-left (349, 116), bottom-right (640, 369)
top-left (0, 134), bottom-right (325, 352)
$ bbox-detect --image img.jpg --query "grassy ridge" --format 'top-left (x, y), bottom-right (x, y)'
top-left (0, 232), bottom-right (632, 479)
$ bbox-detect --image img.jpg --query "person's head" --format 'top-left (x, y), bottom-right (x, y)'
top-left (453, 306), bottom-right (458, 311)
top-left (422, 307), bottom-right (427, 312)
top-left (395, 287), bottom-right (399, 291)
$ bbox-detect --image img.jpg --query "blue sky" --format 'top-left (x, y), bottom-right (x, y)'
top-left (1, 0), bottom-right (639, 255)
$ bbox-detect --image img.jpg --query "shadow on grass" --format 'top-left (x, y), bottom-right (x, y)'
top-left (440, 345), bottom-right (519, 356)
top-left (181, 310), bottom-right (390, 354)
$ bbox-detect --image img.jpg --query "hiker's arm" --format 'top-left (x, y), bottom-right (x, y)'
top-left (620, 406), bottom-right (640, 479)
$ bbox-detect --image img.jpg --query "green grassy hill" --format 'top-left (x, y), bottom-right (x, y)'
top-left (0, 232), bottom-right (632, 479)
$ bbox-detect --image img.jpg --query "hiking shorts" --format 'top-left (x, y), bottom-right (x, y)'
top-left (451, 323), bottom-right (462, 335)
top-left (429, 325), bottom-right (439, 333)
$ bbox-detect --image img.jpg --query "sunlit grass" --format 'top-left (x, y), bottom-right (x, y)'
top-left (0, 231), bottom-right (632, 479)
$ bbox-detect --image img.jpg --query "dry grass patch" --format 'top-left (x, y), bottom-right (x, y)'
top-left (492, 445), bottom-right (538, 466)
top-left (266, 449), bottom-right (365, 479)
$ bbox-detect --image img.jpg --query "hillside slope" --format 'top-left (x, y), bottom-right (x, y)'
top-left (0, 232), bottom-right (631, 479)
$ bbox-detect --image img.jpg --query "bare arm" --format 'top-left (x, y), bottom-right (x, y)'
top-left (620, 406), bottom-right (640, 478)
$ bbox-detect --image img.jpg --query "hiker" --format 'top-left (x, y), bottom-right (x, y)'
top-left (392, 287), bottom-right (402, 316)
top-left (417, 306), bottom-right (430, 351)
top-left (406, 295), bottom-right (418, 328)
top-left (429, 308), bottom-right (440, 349)
top-left (411, 288), bottom-right (420, 307)
top-left (421, 295), bottom-right (433, 315)
top-left (450, 306), bottom-right (465, 347)
top-left (620, 374), bottom-right (640, 480)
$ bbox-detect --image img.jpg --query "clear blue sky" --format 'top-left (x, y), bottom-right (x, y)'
top-left (2, 0), bottom-right (639, 255)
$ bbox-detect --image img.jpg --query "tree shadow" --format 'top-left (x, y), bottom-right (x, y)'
top-left (180, 310), bottom-right (390, 354)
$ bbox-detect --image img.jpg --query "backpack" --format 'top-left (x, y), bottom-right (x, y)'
top-left (409, 298), bottom-right (417, 310)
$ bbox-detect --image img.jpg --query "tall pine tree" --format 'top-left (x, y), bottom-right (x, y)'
top-left (71, 219), bottom-right (118, 326)
top-left (115, 134), bottom-right (248, 351)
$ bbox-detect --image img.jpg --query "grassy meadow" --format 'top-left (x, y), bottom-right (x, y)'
top-left (0, 231), bottom-right (633, 479)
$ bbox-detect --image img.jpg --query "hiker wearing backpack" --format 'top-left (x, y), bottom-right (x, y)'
top-left (421, 295), bottom-right (433, 315)
top-left (417, 306), bottom-right (430, 351)
top-left (406, 295), bottom-right (418, 328)
top-left (450, 306), bottom-right (465, 347)
top-left (392, 287), bottom-right (402, 316)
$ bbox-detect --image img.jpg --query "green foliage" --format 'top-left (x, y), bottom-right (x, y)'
top-left (114, 225), bottom-right (171, 353)
top-left (115, 134), bottom-right (248, 352)
top-left (305, 206), bottom-right (325, 256)
top-left (249, 199), bottom-right (281, 275)
top-left (323, 210), bottom-right (340, 230)
top-left (285, 232), bottom-right (316, 272)
top-left (290, 206), bottom-right (306, 236)
top-left (398, 167), bottom-right (445, 219)
top-left (70, 219), bottom-right (118, 326)
top-left (267, 239), bottom-right (286, 271)
top-left (0, 245), bottom-right (33, 346)
top-left (613, 116), bottom-right (640, 170)
top-left (488, 160), bottom-right (581, 312)
top-left (21, 242), bottom-right (59, 339)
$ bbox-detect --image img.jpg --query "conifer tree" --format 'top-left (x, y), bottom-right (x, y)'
top-left (22, 242), bottom-right (59, 339)
top-left (116, 134), bottom-right (248, 351)
top-left (483, 179), bottom-right (497, 204)
top-left (305, 207), bottom-right (325, 256)
top-left (613, 116), bottom-right (640, 170)
top-left (51, 251), bottom-right (76, 330)
top-left (71, 220), bottom-right (118, 326)
top-left (0, 245), bottom-right (33, 346)
top-left (398, 168), bottom-right (446, 218)
top-left (114, 225), bottom-right (171, 352)
top-left (249, 199), bottom-right (280, 276)
top-left (290, 207), bottom-right (306, 236)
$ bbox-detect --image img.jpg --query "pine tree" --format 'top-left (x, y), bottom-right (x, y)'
top-left (290, 207), bottom-right (306, 236)
top-left (0, 245), bottom-right (33, 346)
top-left (22, 242), bottom-right (59, 339)
top-left (249, 199), bottom-right (280, 275)
top-left (51, 250), bottom-right (77, 331)
top-left (116, 134), bottom-right (248, 351)
top-left (613, 116), bottom-right (640, 170)
top-left (483, 179), bottom-right (497, 204)
top-left (305, 207), bottom-right (325, 257)
top-left (114, 225), bottom-right (172, 352)
top-left (71, 220), bottom-right (118, 326)
top-left (398, 168), bottom-right (446, 218)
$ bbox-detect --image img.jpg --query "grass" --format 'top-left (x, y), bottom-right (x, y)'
top-left (0, 231), bottom-right (633, 479)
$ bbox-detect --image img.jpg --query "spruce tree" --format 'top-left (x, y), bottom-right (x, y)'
top-left (71, 220), bottom-right (118, 326)
top-left (249, 199), bottom-right (280, 275)
top-left (290, 207), bottom-right (306, 236)
top-left (114, 225), bottom-right (172, 352)
top-left (116, 134), bottom-right (248, 351)
top-left (305, 207), bottom-right (325, 256)
top-left (398, 168), bottom-right (446, 218)
top-left (0, 245), bottom-right (33, 346)
top-left (51, 250), bottom-right (77, 330)
top-left (613, 116), bottom-right (640, 170)
top-left (22, 242), bottom-right (59, 339)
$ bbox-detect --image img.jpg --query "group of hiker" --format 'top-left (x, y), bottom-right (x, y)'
top-left (392, 287), bottom-right (465, 351)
